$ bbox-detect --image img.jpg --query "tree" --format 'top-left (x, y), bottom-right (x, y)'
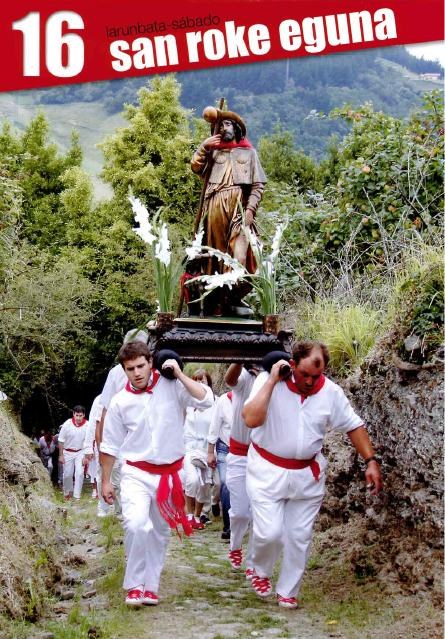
top-left (101, 75), bottom-right (202, 235)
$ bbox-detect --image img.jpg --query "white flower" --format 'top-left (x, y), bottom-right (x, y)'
top-left (134, 226), bottom-right (156, 245)
top-left (129, 196), bottom-right (156, 246)
top-left (185, 230), bottom-right (204, 260)
top-left (155, 223), bottom-right (171, 266)
top-left (204, 268), bottom-right (245, 291)
top-left (129, 196), bottom-right (148, 225)
top-left (261, 259), bottom-right (274, 278)
top-left (270, 223), bottom-right (285, 262)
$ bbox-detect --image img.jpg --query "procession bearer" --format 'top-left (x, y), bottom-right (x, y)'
top-left (242, 340), bottom-right (382, 609)
top-left (100, 342), bottom-right (213, 607)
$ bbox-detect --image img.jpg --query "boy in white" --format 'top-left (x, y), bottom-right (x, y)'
top-left (183, 369), bottom-right (216, 530)
top-left (243, 341), bottom-right (382, 609)
top-left (101, 343), bottom-right (213, 607)
top-left (58, 405), bottom-right (89, 500)
top-left (224, 363), bottom-right (261, 578)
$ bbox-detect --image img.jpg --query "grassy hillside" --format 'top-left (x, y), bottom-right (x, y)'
top-left (0, 93), bottom-right (123, 199)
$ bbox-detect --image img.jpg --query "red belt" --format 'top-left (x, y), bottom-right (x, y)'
top-left (252, 442), bottom-right (320, 481)
top-left (229, 437), bottom-right (249, 456)
top-left (65, 448), bottom-right (81, 452)
top-left (126, 457), bottom-right (192, 537)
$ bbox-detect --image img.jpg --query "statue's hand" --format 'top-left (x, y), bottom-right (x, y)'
top-left (202, 134), bottom-right (222, 151)
top-left (244, 209), bottom-right (254, 226)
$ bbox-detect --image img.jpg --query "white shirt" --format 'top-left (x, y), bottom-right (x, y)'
top-left (101, 375), bottom-right (214, 464)
top-left (184, 397), bottom-right (216, 452)
top-left (207, 393), bottom-right (233, 446)
top-left (101, 364), bottom-right (127, 410)
top-left (58, 418), bottom-right (89, 451)
top-left (227, 368), bottom-right (256, 445)
top-left (84, 395), bottom-right (103, 455)
top-left (247, 373), bottom-right (363, 459)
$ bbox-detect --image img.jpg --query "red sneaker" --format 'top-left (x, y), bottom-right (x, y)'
top-left (190, 518), bottom-right (205, 530)
top-left (245, 568), bottom-right (255, 581)
top-left (142, 590), bottom-right (159, 605)
top-left (277, 594), bottom-right (298, 609)
top-left (228, 549), bottom-right (243, 570)
top-left (125, 589), bottom-right (143, 606)
top-left (251, 575), bottom-right (272, 598)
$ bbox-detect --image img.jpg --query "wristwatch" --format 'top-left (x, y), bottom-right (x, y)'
top-left (364, 455), bottom-right (379, 465)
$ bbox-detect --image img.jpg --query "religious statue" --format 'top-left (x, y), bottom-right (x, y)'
top-left (190, 106), bottom-right (267, 317)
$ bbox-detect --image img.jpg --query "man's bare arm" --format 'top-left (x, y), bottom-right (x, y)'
top-left (242, 361), bottom-right (283, 428)
top-left (224, 363), bottom-right (243, 388)
top-left (100, 451), bottom-right (117, 504)
top-left (347, 426), bottom-right (382, 495)
top-left (167, 359), bottom-right (207, 400)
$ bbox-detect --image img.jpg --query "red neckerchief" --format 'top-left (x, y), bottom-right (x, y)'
top-left (285, 375), bottom-right (326, 404)
top-left (125, 369), bottom-right (161, 395)
top-left (214, 138), bottom-right (253, 149)
top-left (71, 418), bottom-right (86, 427)
top-left (227, 391), bottom-right (233, 401)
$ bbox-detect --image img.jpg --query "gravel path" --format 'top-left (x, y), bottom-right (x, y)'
top-left (56, 499), bottom-right (343, 639)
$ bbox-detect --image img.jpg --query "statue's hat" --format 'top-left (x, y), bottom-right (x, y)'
top-left (202, 106), bottom-right (246, 138)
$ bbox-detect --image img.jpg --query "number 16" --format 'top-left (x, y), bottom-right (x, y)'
top-left (13, 11), bottom-right (85, 78)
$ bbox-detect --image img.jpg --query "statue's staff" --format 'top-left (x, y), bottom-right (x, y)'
top-left (193, 98), bottom-right (225, 235)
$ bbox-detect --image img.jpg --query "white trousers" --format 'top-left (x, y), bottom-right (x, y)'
top-left (63, 450), bottom-right (85, 498)
top-left (226, 453), bottom-right (253, 569)
top-left (246, 446), bottom-right (326, 598)
top-left (183, 454), bottom-right (211, 504)
top-left (120, 463), bottom-right (170, 593)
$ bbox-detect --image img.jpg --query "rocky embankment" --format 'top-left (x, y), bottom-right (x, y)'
top-left (0, 402), bottom-right (67, 622)
top-left (321, 337), bottom-right (443, 602)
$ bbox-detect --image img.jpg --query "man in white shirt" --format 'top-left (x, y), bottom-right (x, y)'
top-left (58, 405), bottom-right (89, 500)
top-left (243, 341), bottom-right (382, 609)
top-left (101, 343), bottom-right (213, 607)
top-left (207, 391), bottom-right (233, 540)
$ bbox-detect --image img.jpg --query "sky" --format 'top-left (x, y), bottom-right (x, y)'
top-left (406, 41), bottom-right (445, 67)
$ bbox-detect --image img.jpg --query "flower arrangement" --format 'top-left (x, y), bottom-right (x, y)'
top-left (130, 196), bottom-right (181, 313)
top-left (185, 219), bottom-right (287, 316)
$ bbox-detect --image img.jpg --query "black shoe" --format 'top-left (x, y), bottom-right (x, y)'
top-left (212, 504), bottom-right (221, 517)
top-left (221, 530), bottom-right (231, 541)
top-left (200, 514), bottom-right (211, 525)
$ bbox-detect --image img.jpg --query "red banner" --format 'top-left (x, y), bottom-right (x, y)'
top-left (1, 0), bottom-right (443, 92)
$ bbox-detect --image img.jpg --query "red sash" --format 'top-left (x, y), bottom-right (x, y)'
top-left (65, 448), bottom-right (81, 453)
top-left (126, 457), bottom-right (192, 537)
top-left (229, 437), bottom-right (249, 456)
top-left (252, 442), bottom-right (320, 481)
top-left (125, 369), bottom-right (161, 394)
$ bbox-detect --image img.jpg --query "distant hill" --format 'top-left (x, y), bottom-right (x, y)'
top-left (0, 46), bottom-right (441, 194)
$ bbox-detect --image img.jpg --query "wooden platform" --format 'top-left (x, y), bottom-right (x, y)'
top-left (148, 316), bottom-right (292, 363)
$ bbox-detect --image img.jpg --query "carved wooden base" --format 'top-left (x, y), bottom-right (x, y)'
top-left (147, 316), bottom-right (292, 363)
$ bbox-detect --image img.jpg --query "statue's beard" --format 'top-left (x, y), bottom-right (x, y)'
top-left (221, 131), bottom-right (235, 142)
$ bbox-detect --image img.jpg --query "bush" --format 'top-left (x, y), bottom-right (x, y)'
top-left (294, 300), bottom-right (382, 376)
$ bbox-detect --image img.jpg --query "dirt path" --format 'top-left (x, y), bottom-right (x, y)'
top-left (43, 496), bottom-right (342, 639)
top-left (23, 492), bottom-right (441, 639)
